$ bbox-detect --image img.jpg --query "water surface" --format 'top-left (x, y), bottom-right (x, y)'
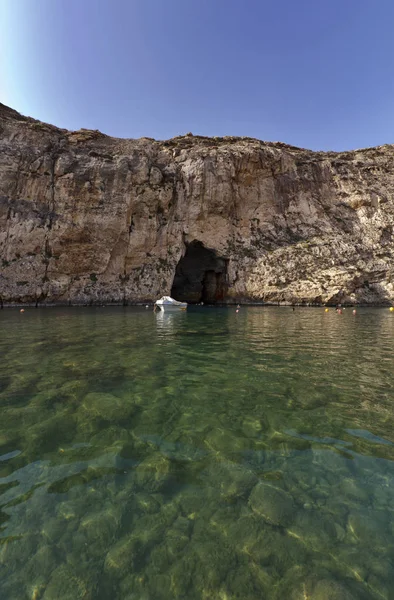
top-left (0, 306), bottom-right (394, 599)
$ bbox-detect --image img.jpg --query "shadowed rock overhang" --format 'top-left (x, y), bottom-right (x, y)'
top-left (171, 241), bottom-right (228, 304)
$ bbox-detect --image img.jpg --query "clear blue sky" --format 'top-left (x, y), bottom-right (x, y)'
top-left (1, 0), bottom-right (394, 150)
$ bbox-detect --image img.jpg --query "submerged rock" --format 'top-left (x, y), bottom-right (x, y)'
top-left (203, 460), bottom-right (257, 500)
top-left (347, 510), bottom-right (392, 545)
top-left (339, 478), bottom-right (370, 503)
top-left (249, 482), bottom-right (296, 526)
top-left (104, 535), bottom-right (141, 578)
top-left (133, 492), bottom-right (163, 515)
top-left (25, 544), bottom-right (59, 581)
top-left (25, 413), bottom-right (76, 456)
top-left (79, 392), bottom-right (136, 427)
top-left (308, 578), bottom-right (363, 600)
top-left (43, 565), bottom-right (90, 600)
top-left (134, 453), bottom-right (172, 492)
top-left (287, 509), bottom-right (338, 551)
top-left (79, 510), bottom-right (119, 556)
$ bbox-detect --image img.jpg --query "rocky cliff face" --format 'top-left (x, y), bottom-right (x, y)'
top-left (1, 102), bottom-right (393, 306)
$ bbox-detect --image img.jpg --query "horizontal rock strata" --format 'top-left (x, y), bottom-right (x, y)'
top-left (1, 102), bottom-right (393, 305)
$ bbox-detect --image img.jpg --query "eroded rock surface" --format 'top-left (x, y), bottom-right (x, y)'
top-left (1, 102), bottom-right (393, 305)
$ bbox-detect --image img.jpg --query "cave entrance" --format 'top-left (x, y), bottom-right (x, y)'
top-left (171, 241), bottom-right (228, 304)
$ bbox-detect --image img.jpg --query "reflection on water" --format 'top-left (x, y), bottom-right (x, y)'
top-left (155, 309), bottom-right (187, 337)
top-left (0, 306), bottom-right (394, 599)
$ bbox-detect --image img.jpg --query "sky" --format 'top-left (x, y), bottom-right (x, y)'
top-left (1, 0), bottom-right (394, 150)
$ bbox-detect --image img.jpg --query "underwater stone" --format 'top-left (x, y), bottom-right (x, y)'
top-left (347, 511), bottom-right (391, 545)
top-left (367, 573), bottom-right (394, 600)
top-left (165, 534), bottom-right (189, 556)
top-left (80, 511), bottom-right (119, 556)
top-left (153, 519), bottom-right (191, 559)
top-left (334, 547), bottom-right (369, 583)
top-left (339, 478), bottom-right (370, 502)
top-left (205, 461), bottom-right (257, 500)
top-left (104, 535), bottom-right (141, 578)
top-left (250, 526), bottom-right (309, 575)
top-left (79, 392), bottom-right (136, 427)
top-left (56, 499), bottom-right (79, 521)
top-left (25, 544), bottom-right (59, 581)
top-left (57, 379), bottom-right (90, 400)
top-left (88, 426), bottom-right (131, 449)
top-left (133, 492), bottom-right (163, 515)
top-left (245, 525), bottom-right (284, 566)
top-left (333, 522), bottom-right (346, 541)
top-left (373, 487), bottom-right (394, 511)
top-left (273, 565), bottom-right (311, 600)
top-left (249, 482), bottom-right (296, 526)
top-left (308, 578), bottom-right (360, 600)
top-left (26, 413), bottom-right (76, 456)
top-left (0, 533), bottom-right (38, 567)
top-left (167, 556), bottom-right (195, 597)
top-left (322, 497), bottom-right (349, 529)
top-left (311, 450), bottom-right (351, 475)
top-left (129, 502), bottom-right (178, 553)
top-left (30, 381), bottom-right (88, 409)
top-left (42, 517), bottom-right (65, 543)
top-left (287, 509), bottom-right (338, 551)
top-left (204, 428), bottom-right (249, 455)
top-left (193, 540), bottom-right (237, 592)
top-left (241, 415), bottom-right (267, 438)
top-left (368, 556), bottom-right (394, 580)
top-left (228, 513), bottom-right (265, 555)
top-left (148, 542), bottom-right (174, 572)
top-left (134, 454), bottom-right (172, 492)
top-left (117, 575), bottom-right (145, 600)
top-left (146, 573), bottom-right (173, 600)
top-left (168, 515), bottom-right (192, 537)
top-left (176, 486), bottom-right (213, 517)
top-left (43, 565), bottom-right (89, 600)
top-left (220, 565), bottom-right (265, 600)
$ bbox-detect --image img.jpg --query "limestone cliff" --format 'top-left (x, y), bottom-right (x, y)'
top-left (1, 102), bottom-right (393, 306)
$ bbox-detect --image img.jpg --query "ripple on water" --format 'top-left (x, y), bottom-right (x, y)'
top-left (0, 306), bottom-right (394, 599)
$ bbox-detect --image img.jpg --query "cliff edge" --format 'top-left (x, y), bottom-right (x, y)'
top-left (1, 103), bottom-right (393, 305)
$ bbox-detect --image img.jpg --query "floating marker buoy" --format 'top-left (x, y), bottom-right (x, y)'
top-left (390, 307), bottom-right (394, 312)
top-left (337, 309), bottom-right (343, 315)
top-left (352, 309), bottom-right (357, 315)
top-left (324, 308), bottom-right (329, 312)
top-left (236, 309), bottom-right (239, 313)
top-left (20, 309), bottom-right (25, 313)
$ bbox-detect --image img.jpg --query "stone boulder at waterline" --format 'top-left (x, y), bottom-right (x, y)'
top-left (1, 102), bottom-right (394, 305)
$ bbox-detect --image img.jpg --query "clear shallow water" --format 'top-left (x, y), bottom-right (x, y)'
top-left (0, 306), bottom-right (394, 600)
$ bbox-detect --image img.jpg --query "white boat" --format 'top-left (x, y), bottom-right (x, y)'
top-left (155, 296), bottom-right (187, 312)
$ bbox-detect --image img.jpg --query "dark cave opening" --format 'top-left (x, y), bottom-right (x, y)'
top-left (171, 241), bottom-right (228, 304)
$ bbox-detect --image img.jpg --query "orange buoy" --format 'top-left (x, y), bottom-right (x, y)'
top-left (20, 309), bottom-right (25, 313)
top-left (352, 309), bottom-right (357, 315)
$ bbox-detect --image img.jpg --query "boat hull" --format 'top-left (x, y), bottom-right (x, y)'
top-left (157, 303), bottom-right (187, 311)
top-left (155, 295), bottom-right (188, 311)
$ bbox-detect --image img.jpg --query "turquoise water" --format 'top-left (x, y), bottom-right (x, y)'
top-left (0, 306), bottom-right (394, 600)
